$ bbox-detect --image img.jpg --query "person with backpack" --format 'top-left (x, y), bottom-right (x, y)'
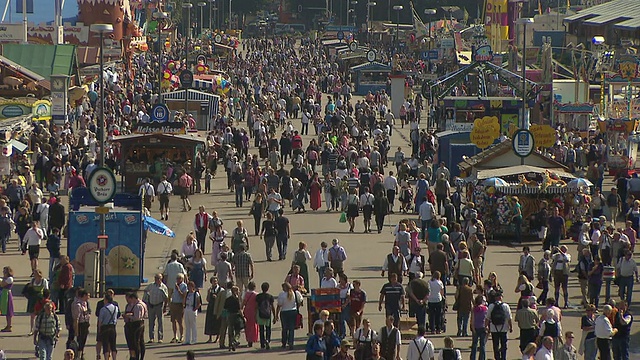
top-left (537, 309), bottom-right (562, 356)
top-left (485, 291), bottom-right (512, 360)
top-left (157, 175), bottom-right (173, 220)
top-left (97, 293), bottom-right (120, 360)
top-left (406, 326), bottom-right (435, 360)
top-left (437, 337), bottom-right (461, 360)
top-left (255, 282), bottom-right (276, 350)
top-left (33, 301), bottom-right (60, 360)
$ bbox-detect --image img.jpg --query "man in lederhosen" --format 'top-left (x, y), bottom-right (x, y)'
top-left (124, 292), bottom-right (147, 360)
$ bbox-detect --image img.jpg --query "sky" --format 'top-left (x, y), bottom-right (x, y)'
top-left (1, 0), bottom-right (78, 25)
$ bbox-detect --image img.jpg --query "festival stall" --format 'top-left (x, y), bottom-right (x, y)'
top-left (597, 118), bottom-right (639, 176)
top-left (113, 132), bottom-right (205, 192)
top-left (469, 165), bottom-right (585, 240)
top-left (350, 62), bottom-right (392, 95)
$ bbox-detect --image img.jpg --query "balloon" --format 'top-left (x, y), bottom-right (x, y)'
top-left (163, 71), bottom-right (171, 79)
top-left (167, 61), bottom-right (176, 70)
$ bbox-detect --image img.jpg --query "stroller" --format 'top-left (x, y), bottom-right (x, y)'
top-left (399, 186), bottom-right (414, 213)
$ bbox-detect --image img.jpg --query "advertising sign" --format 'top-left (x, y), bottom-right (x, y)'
top-left (512, 129), bottom-right (535, 157)
top-left (87, 167), bottom-right (117, 204)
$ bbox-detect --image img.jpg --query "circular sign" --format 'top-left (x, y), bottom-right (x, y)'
top-left (88, 167), bottom-right (117, 204)
top-left (337, 31), bottom-right (345, 40)
top-left (151, 103), bottom-right (170, 122)
top-left (179, 69), bottom-right (193, 89)
top-left (349, 41), bottom-right (358, 51)
top-left (512, 129), bottom-right (535, 158)
top-left (214, 34), bottom-right (222, 43)
top-left (366, 50), bottom-right (376, 63)
top-left (196, 54), bottom-right (207, 64)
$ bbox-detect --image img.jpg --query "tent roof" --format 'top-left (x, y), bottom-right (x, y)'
top-left (476, 165), bottom-right (575, 180)
top-left (1, 44), bottom-right (77, 79)
top-left (350, 61), bottom-right (391, 71)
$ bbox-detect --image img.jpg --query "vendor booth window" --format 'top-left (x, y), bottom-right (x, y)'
top-left (456, 110), bottom-right (483, 123)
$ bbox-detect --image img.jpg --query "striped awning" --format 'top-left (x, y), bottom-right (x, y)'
top-left (160, 89), bottom-right (220, 131)
top-left (193, 79), bottom-right (213, 90)
top-left (495, 185), bottom-right (575, 195)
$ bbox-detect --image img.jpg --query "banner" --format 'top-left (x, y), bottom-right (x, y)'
top-left (485, 0), bottom-right (509, 41)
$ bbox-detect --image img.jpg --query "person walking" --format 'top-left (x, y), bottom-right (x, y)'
top-left (232, 245), bottom-right (254, 293)
top-left (580, 304), bottom-right (597, 360)
top-left (378, 315), bottom-right (401, 360)
top-left (552, 245), bottom-right (572, 308)
top-left (378, 273), bottom-right (406, 328)
top-left (33, 301), bottom-right (60, 360)
top-left (616, 250), bottom-right (638, 305)
top-left (470, 295), bottom-right (488, 360)
top-left (537, 250), bottom-right (552, 304)
top-left (157, 175), bottom-right (173, 220)
top-left (169, 274), bottom-right (187, 343)
top-left (373, 190), bottom-right (389, 234)
top-left (515, 298), bottom-right (539, 352)
top-left (611, 300), bottom-right (632, 360)
top-left (183, 281), bottom-right (202, 345)
top-left (328, 239), bottom-right (348, 278)
top-left (595, 304), bottom-right (617, 360)
top-left (71, 289), bottom-right (91, 359)
top-left (242, 281), bottom-right (260, 348)
top-left (204, 277), bottom-right (224, 343)
top-left (193, 206), bottom-right (211, 254)
top-left (454, 277), bottom-right (474, 337)
top-left (255, 282), bottom-right (276, 350)
top-left (261, 212), bottom-right (278, 262)
top-left (519, 246), bottom-right (536, 281)
top-left (123, 292), bottom-right (147, 360)
top-left (275, 282), bottom-right (302, 350)
top-left (274, 209), bottom-right (291, 260)
top-left (406, 326), bottom-right (434, 360)
top-left (313, 241), bottom-right (330, 287)
top-left (359, 186), bottom-right (375, 233)
top-left (97, 293), bottom-right (120, 360)
top-left (427, 271), bottom-right (445, 334)
top-left (485, 291), bottom-right (512, 360)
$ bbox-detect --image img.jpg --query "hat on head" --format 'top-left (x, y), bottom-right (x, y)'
top-left (599, 215), bottom-right (607, 221)
top-left (341, 340), bottom-right (352, 348)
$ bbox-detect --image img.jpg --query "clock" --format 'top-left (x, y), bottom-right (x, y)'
top-left (52, 78), bottom-right (65, 92)
top-left (366, 50), bottom-right (376, 63)
top-left (349, 41), bottom-right (358, 52)
top-left (214, 34), bottom-right (222, 43)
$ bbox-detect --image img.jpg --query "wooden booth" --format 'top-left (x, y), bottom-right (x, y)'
top-left (113, 132), bottom-right (205, 192)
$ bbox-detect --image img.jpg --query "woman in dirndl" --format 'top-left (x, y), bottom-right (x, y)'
top-left (0, 266), bottom-right (14, 332)
top-left (205, 277), bottom-right (223, 343)
top-left (346, 189), bottom-right (360, 232)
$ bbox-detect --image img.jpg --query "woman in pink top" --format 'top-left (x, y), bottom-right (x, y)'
top-left (409, 220), bottom-right (421, 253)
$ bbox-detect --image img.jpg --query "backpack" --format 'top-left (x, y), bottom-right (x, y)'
top-left (490, 302), bottom-right (507, 326)
top-left (542, 320), bottom-right (559, 338)
top-left (426, 189), bottom-right (436, 204)
top-left (257, 295), bottom-right (272, 320)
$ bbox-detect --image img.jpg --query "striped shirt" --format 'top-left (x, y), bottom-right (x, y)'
top-left (35, 312), bottom-right (61, 337)
top-left (347, 177), bottom-right (360, 191)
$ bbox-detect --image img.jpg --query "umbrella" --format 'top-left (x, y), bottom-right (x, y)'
top-left (567, 178), bottom-right (593, 189)
top-left (143, 216), bottom-right (175, 238)
top-left (483, 177), bottom-right (509, 187)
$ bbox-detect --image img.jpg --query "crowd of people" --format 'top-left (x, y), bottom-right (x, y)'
top-left (0, 28), bottom-right (638, 360)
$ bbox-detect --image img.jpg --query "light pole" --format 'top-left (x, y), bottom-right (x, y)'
top-left (183, 2), bottom-right (193, 113)
top-left (154, 12), bottom-right (168, 98)
top-left (89, 23), bottom-right (113, 298)
top-left (349, 1), bottom-right (357, 28)
top-left (208, 0), bottom-right (215, 30)
top-left (198, 2), bottom-right (206, 37)
top-left (517, 17), bottom-right (533, 164)
top-left (393, 5), bottom-right (403, 50)
top-left (228, 0), bottom-right (232, 30)
top-left (366, 2), bottom-right (376, 43)
top-left (424, 8), bottom-right (436, 48)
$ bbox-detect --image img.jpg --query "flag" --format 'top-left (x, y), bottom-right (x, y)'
top-left (411, 3), bottom-right (429, 38)
top-left (16, 0), bottom-right (34, 14)
top-left (143, 216), bottom-right (176, 237)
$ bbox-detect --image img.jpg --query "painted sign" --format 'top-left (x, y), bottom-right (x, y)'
top-left (474, 45), bottom-right (493, 62)
top-left (530, 124), bottom-right (556, 148)
top-left (68, 211), bottom-right (142, 289)
top-left (445, 120), bottom-right (474, 132)
top-left (87, 167), bottom-right (117, 204)
top-left (470, 116), bottom-right (500, 148)
top-left (180, 69), bottom-right (193, 88)
top-left (441, 38), bottom-right (454, 49)
top-left (500, 113), bottom-right (518, 136)
top-left (150, 103), bottom-right (170, 123)
top-left (0, 23), bottom-right (90, 45)
top-left (133, 122), bottom-right (186, 134)
top-left (0, 99), bottom-right (51, 120)
top-left (32, 100), bottom-right (52, 121)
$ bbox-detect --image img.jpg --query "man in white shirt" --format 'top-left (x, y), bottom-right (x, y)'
top-left (616, 250), bottom-right (638, 304)
top-left (320, 268), bottom-right (338, 288)
top-left (534, 336), bottom-right (554, 360)
top-left (313, 241), bottom-right (330, 288)
top-left (419, 199), bottom-right (435, 241)
top-left (138, 178), bottom-right (155, 211)
top-left (595, 305), bottom-right (617, 360)
top-left (384, 171), bottom-right (398, 213)
top-left (156, 175), bottom-right (173, 220)
top-left (25, 220), bottom-right (45, 272)
top-left (359, 187), bottom-right (375, 233)
top-left (406, 326), bottom-right (434, 360)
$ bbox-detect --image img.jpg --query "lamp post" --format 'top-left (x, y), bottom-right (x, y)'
top-left (350, 1), bottom-right (358, 28)
top-left (424, 9), bottom-right (436, 48)
top-left (89, 23), bottom-right (113, 298)
top-left (208, 0), bottom-right (215, 30)
top-left (228, 0), bottom-right (232, 30)
top-left (366, 2), bottom-right (376, 43)
top-left (183, 2), bottom-right (193, 113)
top-left (198, 2), bottom-right (206, 37)
top-left (517, 17), bottom-right (533, 165)
top-left (393, 5), bottom-right (403, 50)
top-left (154, 12), bottom-right (168, 98)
